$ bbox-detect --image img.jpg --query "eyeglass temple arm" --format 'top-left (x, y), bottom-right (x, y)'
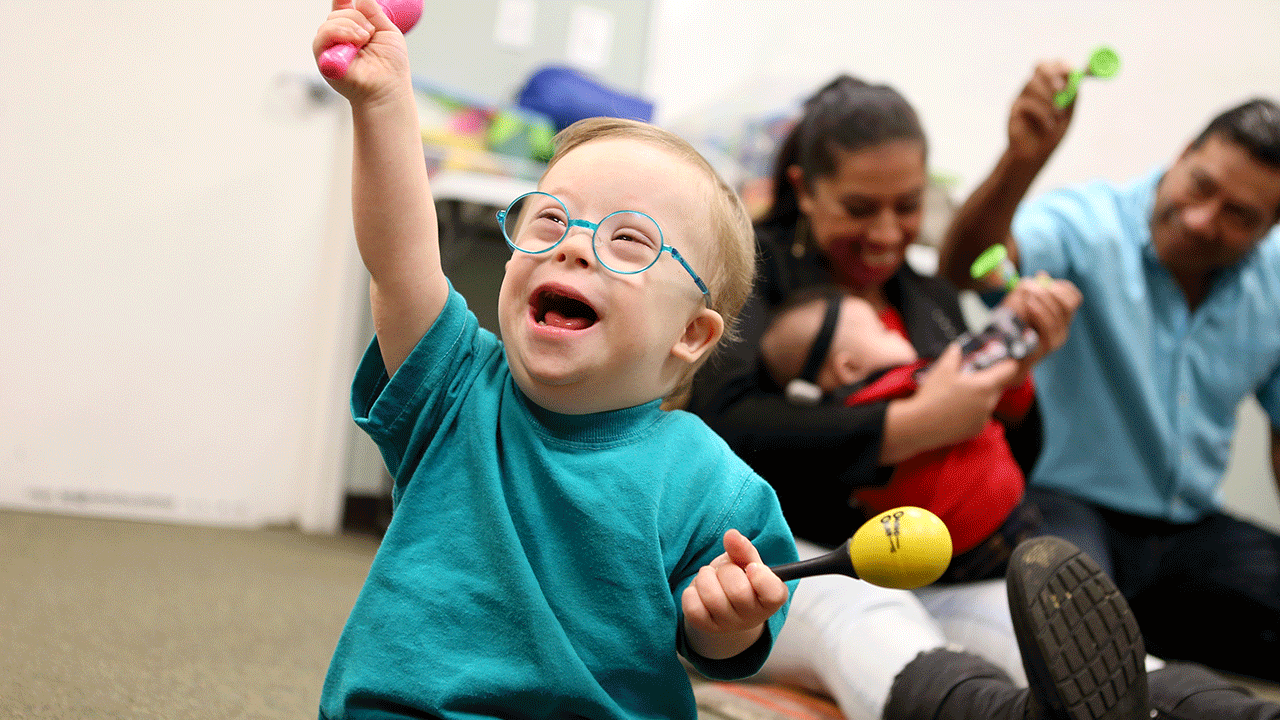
top-left (665, 246), bottom-right (712, 303)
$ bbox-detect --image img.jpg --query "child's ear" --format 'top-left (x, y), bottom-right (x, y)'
top-left (671, 307), bottom-right (724, 364)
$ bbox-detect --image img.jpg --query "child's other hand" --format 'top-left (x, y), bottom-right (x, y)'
top-left (682, 529), bottom-right (789, 659)
top-left (313, 0), bottom-right (411, 101)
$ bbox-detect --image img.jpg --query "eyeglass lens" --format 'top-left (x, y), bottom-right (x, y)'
top-left (501, 193), bottom-right (664, 274)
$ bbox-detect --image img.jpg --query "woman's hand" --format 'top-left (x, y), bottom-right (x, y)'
top-left (881, 344), bottom-right (1018, 463)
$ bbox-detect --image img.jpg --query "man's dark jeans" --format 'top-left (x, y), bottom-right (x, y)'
top-left (1027, 487), bottom-right (1280, 682)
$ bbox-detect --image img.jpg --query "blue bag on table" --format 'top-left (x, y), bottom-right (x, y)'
top-left (516, 65), bottom-right (655, 131)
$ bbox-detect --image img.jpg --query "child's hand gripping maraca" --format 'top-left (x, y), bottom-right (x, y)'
top-left (770, 506), bottom-right (953, 589)
top-left (318, 0), bottom-right (423, 80)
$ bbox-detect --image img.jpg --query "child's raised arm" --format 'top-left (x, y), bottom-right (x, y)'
top-left (314, 0), bottom-right (447, 375)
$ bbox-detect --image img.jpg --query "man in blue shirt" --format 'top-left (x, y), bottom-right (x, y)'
top-left (939, 62), bottom-right (1280, 682)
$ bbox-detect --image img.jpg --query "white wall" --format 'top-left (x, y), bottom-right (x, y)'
top-left (403, 0), bottom-right (653, 103)
top-left (646, 0), bottom-right (1280, 198)
top-left (0, 1), bottom-right (365, 532)
top-left (644, 0), bottom-right (1280, 531)
top-left (1224, 399), bottom-right (1280, 533)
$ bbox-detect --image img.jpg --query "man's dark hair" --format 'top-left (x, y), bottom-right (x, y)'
top-left (1190, 98), bottom-right (1280, 169)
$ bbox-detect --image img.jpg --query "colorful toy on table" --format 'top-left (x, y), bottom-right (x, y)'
top-left (318, 0), bottom-right (424, 80)
top-left (415, 81), bottom-right (556, 180)
top-left (770, 506), bottom-right (952, 589)
top-left (1053, 46), bottom-right (1120, 109)
top-left (488, 108), bottom-right (556, 163)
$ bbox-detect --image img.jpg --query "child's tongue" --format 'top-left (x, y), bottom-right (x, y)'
top-left (544, 309), bottom-right (590, 330)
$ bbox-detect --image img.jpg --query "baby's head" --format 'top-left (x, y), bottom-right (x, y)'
top-left (496, 117), bottom-right (755, 414)
top-left (760, 287), bottom-right (918, 402)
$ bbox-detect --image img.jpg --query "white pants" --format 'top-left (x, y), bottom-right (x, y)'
top-left (756, 538), bottom-right (1026, 720)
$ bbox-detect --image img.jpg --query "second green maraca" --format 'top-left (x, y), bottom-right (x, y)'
top-left (1054, 46), bottom-right (1120, 109)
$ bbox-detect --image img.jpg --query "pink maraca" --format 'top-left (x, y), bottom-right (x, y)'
top-left (318, 0), bottom-right (423, 80)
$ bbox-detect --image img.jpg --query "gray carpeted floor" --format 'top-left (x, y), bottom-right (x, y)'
top-left (1, 510), bottom-right (380, 720)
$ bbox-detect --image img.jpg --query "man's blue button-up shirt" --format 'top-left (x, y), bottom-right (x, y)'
top-left (1013, 168), bottom-right (1280, 522)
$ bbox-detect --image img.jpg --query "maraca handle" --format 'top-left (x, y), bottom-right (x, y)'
top-left (772, 541), bottom-right (855, 582)
top-left (1054, 69), bottom-right (1086, 109)
top-left (318, 43), bottom-right (360, 80)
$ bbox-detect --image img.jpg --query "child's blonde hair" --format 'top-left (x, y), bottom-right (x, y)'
top-left (547, 117), bottom-right (757, 405)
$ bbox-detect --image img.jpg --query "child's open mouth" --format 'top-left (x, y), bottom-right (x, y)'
top-left (532, 288), bottom-right (598, 330)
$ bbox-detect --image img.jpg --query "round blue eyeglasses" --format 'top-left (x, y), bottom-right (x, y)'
top-left (496, 192), bottom-right (711, 304)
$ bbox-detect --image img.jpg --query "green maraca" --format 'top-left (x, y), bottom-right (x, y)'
top-left (971, 244), bottom-right (1019, 291)
top-left (1054, 46), bottom-right (1120, 109)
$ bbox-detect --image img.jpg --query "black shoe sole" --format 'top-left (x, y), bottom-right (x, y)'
top-left (1007, 537), bottom-right (1148, 720)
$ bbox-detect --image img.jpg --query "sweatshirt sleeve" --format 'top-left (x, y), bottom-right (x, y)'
top-left (673, 458), bottom-right (798, 680)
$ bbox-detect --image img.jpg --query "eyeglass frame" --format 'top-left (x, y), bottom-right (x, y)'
top-left (495, 191), bottom-right (712, 305)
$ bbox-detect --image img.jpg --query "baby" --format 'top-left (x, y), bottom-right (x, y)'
top-left (760, 286), bottom-right (1040, 582)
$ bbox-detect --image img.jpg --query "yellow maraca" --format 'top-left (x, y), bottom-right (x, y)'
top-left (771, 506), bottom-right (952, 589)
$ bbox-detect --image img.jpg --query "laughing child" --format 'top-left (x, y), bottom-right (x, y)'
top-left (312, 2), bottom-right (797, 718)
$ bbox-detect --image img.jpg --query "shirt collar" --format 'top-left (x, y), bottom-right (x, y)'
top-left (516, 386), bottom-right (664, 444)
